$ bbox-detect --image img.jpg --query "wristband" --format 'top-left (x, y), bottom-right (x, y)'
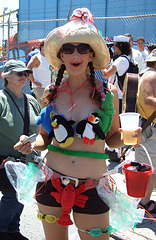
top-left (32, 80), bottom-right (35, 83)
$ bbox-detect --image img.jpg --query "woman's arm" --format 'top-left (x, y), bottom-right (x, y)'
top-left (106, 85), bottom-right (142, 148)
top-left (14, 126), bottom-right (52, 154)
top-left (105, 85), bottom-right (123, 148)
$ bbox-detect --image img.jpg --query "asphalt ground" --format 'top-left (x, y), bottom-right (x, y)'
top-left (1, 149), bottom-right (156, 240)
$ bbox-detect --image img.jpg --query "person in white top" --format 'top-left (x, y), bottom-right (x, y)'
top-left (124, 33), bottom-right (144, 75)
top-left (27, 40), bottom-right (52, 106)
top-left (137, 36), bottom-right (148, 73)
top-left (137, 36), bottom-right (148, 61)
top-left (102, 35), bottom-right (131, 113)
top-left (102, 35), bottom-right (131, 162)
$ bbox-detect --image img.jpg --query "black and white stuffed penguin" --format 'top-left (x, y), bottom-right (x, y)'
top-left (48, 115), bottom-right (75, 148)
top-left (76, 112), bottom-right (105, 145)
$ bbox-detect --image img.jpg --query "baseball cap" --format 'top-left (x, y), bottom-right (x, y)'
top-left (2, 60), bottom-right (32, 76)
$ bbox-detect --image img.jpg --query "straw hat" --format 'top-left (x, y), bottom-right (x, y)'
top-left (44, 8), bottom-right (109, 71)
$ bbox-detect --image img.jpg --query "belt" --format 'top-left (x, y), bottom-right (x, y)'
top-left (60, 175), bottom-right (99, 188)
top-left (141, 117), bottom-right (156, 128)
top-left (51, 169), bottom-right (99, 188)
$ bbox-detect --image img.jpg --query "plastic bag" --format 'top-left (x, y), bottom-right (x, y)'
top-left (5, 161), bottom-right (48, 204)
top-left (96, 176), bottom-right (145, 233)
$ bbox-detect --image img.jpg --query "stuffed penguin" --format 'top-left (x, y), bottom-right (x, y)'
top-left (76, 112), bottom-right (105, 145)
top-left (48, 115), bottom-right (75, 148)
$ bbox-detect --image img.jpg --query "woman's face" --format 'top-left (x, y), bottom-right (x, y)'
top-left (112, 43), bottom-right (121, 55)
top-left (60, 43), bottom-right (94, 76)
top-left (6, 71), bottom-right (29, 89)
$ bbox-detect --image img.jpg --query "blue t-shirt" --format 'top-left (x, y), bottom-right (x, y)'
top-left (26, 49), bottom-right (40, 66)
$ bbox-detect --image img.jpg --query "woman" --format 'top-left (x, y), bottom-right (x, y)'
top-left (14, 8), bottom-right (142, 240)
top-left (0, 60), bottom-right (40, 240)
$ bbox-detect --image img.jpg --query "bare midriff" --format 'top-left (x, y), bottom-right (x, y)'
top-left (44, 137), bottom-right (107, 179)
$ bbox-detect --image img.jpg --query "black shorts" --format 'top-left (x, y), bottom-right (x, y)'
top-left (36, 179), bottom-right (109, 214)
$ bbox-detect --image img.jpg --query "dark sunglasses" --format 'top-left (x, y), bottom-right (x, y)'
top-left (61, 43), bottom-right (92, 54)
top-left (15, 72), bottom-right (29, 77)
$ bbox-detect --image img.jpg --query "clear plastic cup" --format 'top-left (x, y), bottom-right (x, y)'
top-left (119, 113), bottom-right (140, 145)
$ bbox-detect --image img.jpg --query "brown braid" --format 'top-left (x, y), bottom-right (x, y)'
top-left (41, 64), bottom-right (66, 105)
top-left (88, 61), bottom-right (102, 103)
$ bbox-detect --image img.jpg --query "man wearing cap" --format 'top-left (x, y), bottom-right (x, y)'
top-left (0, 60), bottom-right (40, 239)
top-left (135, 49), bottom-right (156, 214)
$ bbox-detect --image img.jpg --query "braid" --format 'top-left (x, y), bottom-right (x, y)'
top-left (88, 61), bottom-right (102, 103)
top-left (48, 64), bottom-right (66, 102)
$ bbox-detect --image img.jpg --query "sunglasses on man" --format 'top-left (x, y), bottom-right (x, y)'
top-left (61, 43), bottom-right (92, 54)
top-left (14, 72), bottom-right (29, 77)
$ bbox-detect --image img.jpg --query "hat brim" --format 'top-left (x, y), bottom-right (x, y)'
top-left (143, 58), bottom-right (156, 63)
top-left (11, 67), bottom-right (33, 73)
top-left (44, 27), bottom-right (110, 71)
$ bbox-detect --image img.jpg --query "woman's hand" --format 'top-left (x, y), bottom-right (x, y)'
top-left (13, 135), bottom-right (35, 154)
top-left (118, 127), bottom-right (142, 147)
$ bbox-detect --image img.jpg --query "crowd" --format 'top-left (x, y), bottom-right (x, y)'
top-left (0, 7), bottom-right (155, 240)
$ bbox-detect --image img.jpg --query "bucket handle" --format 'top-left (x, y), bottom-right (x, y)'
top-left (139, 144), bottom-right (154, 172)
top-left (103, 144), bottom-right (154, 177)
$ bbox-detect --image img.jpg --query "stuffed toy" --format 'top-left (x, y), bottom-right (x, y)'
top-left (95, 91), bottom-right (115, 139)
top-left (51, 174), bottom-right (94, 225)
top-left (76, 112), bottom-right (105, 145)
top-left (36, 105), bottom-right (55, 134)
top-left (48, 115), bottom-right (75, 148)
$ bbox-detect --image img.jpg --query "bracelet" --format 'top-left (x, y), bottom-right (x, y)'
top-left (32, 80), bottom-right (35, 83)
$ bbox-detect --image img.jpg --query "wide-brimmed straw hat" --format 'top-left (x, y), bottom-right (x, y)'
top-left (44, 8), bottom-right (109, 71)
top-left (144, 49), bottom-right (156, 63)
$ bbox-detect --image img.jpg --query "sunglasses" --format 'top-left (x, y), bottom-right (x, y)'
top-left (15, 72), bottom-right (29, 77)
top-left (61, 43), bottom-right (91, 54)
top-left (37, 211), bottom-right (59, 223)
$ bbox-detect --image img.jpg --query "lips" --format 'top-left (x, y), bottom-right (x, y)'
top-left (70, 62), bottom-right (82, 67)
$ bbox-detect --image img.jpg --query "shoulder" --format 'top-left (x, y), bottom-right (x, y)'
top-left (0, 90), bottom-right (7, 101)
top-left (109, 84), bottom-right (118, 97)
top-left (26, 94), bottom-right (40, 109)
top-left (143, 69), bottom-right (156, 81)
top-left (31, 53), bottom-right (40, 62)
top-left (113, 55), bottom-right (129, 65)
top-left (0, 90), bottom-right (8, 114)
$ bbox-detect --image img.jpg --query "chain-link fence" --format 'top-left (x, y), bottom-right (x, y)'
top-left (0, 10), bottom-right (156, 91)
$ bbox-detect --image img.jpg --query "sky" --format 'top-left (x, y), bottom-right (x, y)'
top-left (0, 0), bottom-right (19, 46)
top-left (0, 0), bottom-right (19, 14)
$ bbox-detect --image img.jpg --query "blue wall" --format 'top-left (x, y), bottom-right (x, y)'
top-left (18, 0), bottom-right (156, 44)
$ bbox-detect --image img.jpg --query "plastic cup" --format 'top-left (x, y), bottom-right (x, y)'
top-left (120, 113), bottom-right (140, 145)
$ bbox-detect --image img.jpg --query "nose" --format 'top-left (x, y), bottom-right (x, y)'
top-left (72, 48), bottom-right (79, 55)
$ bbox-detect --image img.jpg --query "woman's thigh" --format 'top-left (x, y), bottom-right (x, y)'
top-left (73, 211), bottom-right (109, 240)
top-left (37, 203), bottom-right (68, 240)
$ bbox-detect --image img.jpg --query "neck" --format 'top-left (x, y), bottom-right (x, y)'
top-left (67, 74), bottom-right (89, 93)
top-left (6, 85), bottom-right (23, 98)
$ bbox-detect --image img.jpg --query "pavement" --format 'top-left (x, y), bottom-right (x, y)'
top-left (1, 149), bottom-right (156, 240)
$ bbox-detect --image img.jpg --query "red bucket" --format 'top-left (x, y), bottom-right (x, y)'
top-left (123, 163), bottom-right (154, 198)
